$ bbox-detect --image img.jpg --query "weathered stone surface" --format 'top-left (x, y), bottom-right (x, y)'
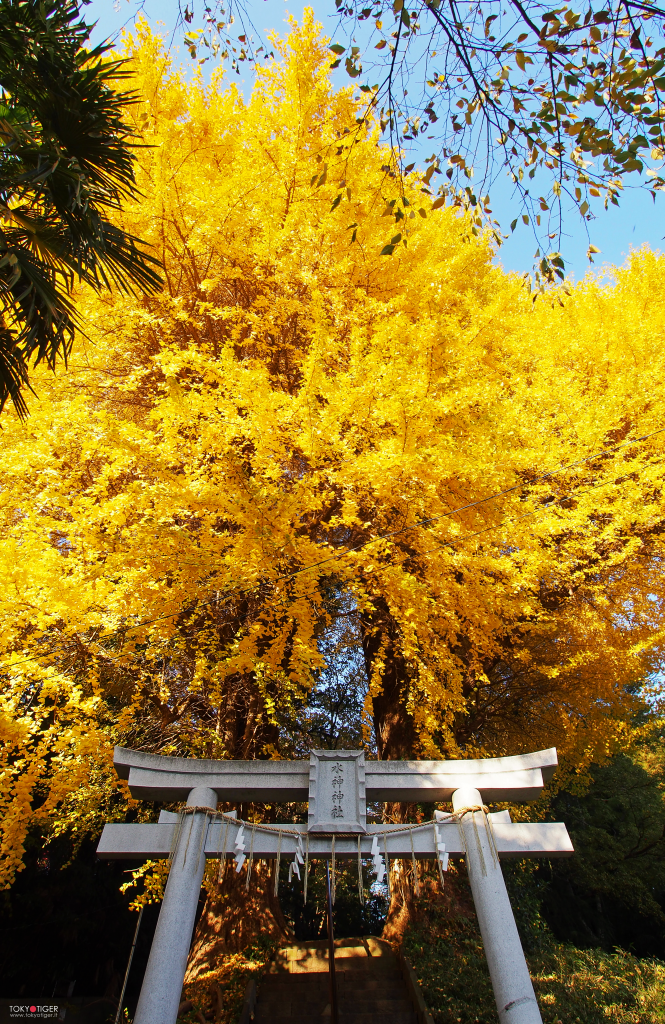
top-left (307, 749), bottom-right (367, 833)
top-left (133, 787), bottom-right (217, 1024)
top-left (453, 786), bottom-right (543, 1024)
top-left (112, 745), bottom-right (558, 802)
top-left (97, 818), bottom-right (573, 859)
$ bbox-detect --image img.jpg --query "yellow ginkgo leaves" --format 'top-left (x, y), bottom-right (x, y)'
top-left (1, 11), bottom-right (665, 886)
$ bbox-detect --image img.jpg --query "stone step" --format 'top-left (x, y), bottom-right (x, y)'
top-left (258, 981), bottom-right (407, 998)
top-left (257, 986), bottom-right (412, 1002)
top-left (252, 936), bottom-right (421, 1024)
top-left (254, 1011), bottom-right (413, 1019)
top-left (276, 937), bottom-right (393, 954)
top-left (338, 971), bottom-right (402, 983)
top-left (341, 1016), bottom-right (416, 1024)
top-left (263, 976), bottom-right (404, 989)
top-left (259, 981), bottom-right (406, 992)
top-left (274, 939), bottom-right (394, 961)
top-left (267, 961), bottom-right (400, 975)
top-left (256, 999), bottom-right (413, 1014)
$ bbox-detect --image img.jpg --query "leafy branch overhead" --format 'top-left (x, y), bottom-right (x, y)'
top-left (329, 0), bottom-right (665, 281)
top-left (0, 0), bottom-right (162, 418)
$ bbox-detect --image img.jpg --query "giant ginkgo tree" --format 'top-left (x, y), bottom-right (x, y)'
top-left (1, 13), bottom-right (665, 920)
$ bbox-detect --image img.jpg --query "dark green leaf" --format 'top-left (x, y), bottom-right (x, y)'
top-left (0, 0), bottom-right (162, 417)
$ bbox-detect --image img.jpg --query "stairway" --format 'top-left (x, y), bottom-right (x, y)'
top-left (253, 936), bottom-right (421, 1024)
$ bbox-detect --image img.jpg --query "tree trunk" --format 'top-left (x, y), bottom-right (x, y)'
top-left (360, 596), bottom-right (418, 761)
top-left (381, 801), bottom-right (420, 942)
top-left (359, 597), bottom-right (424, 939)
top-left (185, 859), bottom-right (291, 982)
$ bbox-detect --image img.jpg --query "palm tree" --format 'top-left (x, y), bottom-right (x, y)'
top-left (0, 0), bottom-right (162, 417)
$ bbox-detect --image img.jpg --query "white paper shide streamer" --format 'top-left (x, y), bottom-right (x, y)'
top-left (234, 824), bottom-right (246, 873)
top-left (288, 834), bottom-right (305, 882)
top-left (370, 835), bottom-right (386, 885)
top-left (434, 825), bottom-right (449, 872)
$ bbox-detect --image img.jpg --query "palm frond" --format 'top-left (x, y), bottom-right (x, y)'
top-left (0, 0), bottom-right (163, 417)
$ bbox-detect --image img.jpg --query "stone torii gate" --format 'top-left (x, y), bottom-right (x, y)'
top-left (97, 746), bottom-right (573, 1024)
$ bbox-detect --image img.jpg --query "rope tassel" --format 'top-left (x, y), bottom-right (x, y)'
top-left (409, 828), bottom-right (420, 896)
top-left (383, 832), bottom-right (391, 897)
top-left (274, 830), bottom-right (283, 897)
top-left (289, 834), bottom-right (304, 883)
top-left (217, 819), bottom-right (231, 884)
top-left (434, 823), bottom-right (449, 891)
top-left (304, 834), bottom-right (310, 904)
top-left (245, 825), bottom-right (256, 890)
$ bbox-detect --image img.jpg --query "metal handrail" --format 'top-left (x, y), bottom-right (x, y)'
top-left (114, 905), bottom-right (144, 1024)
top-left (325, 861), bottom-right (339, 1024)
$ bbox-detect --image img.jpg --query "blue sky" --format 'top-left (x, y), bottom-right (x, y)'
top-left (87, 0), bottom-right (664, 281)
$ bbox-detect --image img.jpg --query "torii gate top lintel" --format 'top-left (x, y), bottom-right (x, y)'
top-left (113, 744), bottom-right (559, 780)
top-left (112, 744), bottom-right (559, 807)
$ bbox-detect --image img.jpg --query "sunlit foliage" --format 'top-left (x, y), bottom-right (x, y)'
top-left (1, 12), bottom-right (665, 887)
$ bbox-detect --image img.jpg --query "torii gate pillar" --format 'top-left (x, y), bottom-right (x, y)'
top-left (453, 787), bottom-right (541, 1024)
top-left (133, 786), bottom-right (217, 1024)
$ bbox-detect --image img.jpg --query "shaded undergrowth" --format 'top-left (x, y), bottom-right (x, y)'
top-left (180, 935), bottom-right (278, 1024)
top-left (403, 870), bottom-right (665, 1024)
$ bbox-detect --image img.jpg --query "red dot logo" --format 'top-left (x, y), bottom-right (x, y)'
top-left (29, 1009), bottom-right (37, 1014)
